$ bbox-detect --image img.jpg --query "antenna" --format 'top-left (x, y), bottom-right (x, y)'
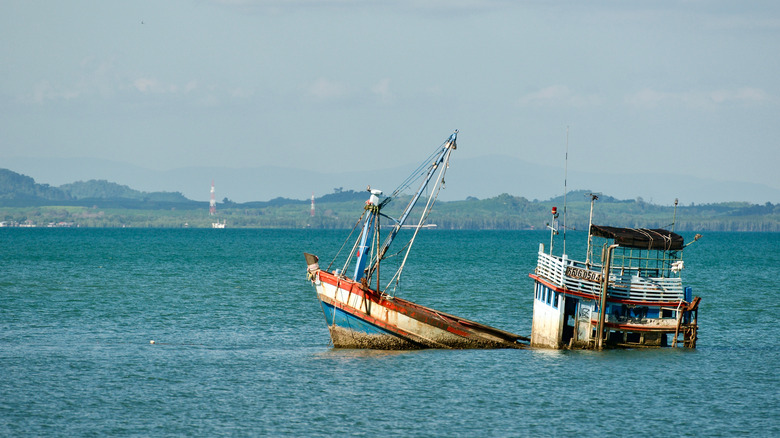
top-left (548, 206), bottom-right (559, 255)
top-left (562, 126), bottom-right (569, 256)
top-left (672, 198), bottom-right (678, 232)
top-left (585, 193), bottom-right (599, 266)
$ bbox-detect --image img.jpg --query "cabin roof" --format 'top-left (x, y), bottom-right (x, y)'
top-left (590, 225), bottom-right (684, 250)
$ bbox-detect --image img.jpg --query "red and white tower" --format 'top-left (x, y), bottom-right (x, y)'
top-left (310, 192), bottom-right (315, 217)
top-left (209, 180), bottom-right (216, 216)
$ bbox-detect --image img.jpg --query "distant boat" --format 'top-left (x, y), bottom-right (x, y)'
top-left (530, 197), bottom-right (702, 349)
top-left (212, 220), bottom-right (226, 228)
top-left (304, 131), bottom-right (528, 349)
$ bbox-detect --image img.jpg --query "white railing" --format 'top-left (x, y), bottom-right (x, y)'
top-left (534, 245), bottom-right (684, 302)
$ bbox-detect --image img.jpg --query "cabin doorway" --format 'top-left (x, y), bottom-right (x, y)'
top-left (562, 297), bottom-right (578, 346)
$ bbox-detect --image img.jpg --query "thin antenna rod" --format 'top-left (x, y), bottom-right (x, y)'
top-left (586, 193), bottom-right (599, 266)
top-left (563, 126), bottom-right (569, 256)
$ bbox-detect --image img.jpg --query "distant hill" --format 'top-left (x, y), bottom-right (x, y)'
top-left (0, 169), bottom-right (194, 207)
top-left (60, 179), bottom-right (190, 203)
top-left (0, 168), bottom-right (72, 202)
top-left (5, 155), bottom-right (780, 204)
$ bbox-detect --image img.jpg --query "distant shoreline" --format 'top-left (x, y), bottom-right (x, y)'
top-left (2, 169), bottom-right (778, 231)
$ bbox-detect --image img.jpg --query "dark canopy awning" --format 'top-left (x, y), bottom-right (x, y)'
top-left (590, 225), bottom-right (684, 250)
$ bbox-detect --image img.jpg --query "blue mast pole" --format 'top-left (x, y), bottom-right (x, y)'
top-left (353, 189), bottom-right (381, 282)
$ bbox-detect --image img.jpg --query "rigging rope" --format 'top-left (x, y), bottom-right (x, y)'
top-left (384, 149), bottom-right (452, 296)
top-left (389, 147), bottom-right (441, 198)
top-left (334, 210), bottom-right (367, 275)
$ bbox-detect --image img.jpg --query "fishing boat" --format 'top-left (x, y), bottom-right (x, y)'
top-left (304, 130), bottom-right (528, 349)
top-left (529, 196), bottom-right (702, 349)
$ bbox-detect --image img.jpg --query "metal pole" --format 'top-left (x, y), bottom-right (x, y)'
top-left (563, 126), bottom-right (568, 256)
top-left (375, 212), bottom-right (380, 294)
top-left (586, 193), bottom-right (598, 266)
top-left (596, 244), bottom-right (618, 349)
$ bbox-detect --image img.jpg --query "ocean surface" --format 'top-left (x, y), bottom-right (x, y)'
top-left (1, 228), bottom-right (778, 437)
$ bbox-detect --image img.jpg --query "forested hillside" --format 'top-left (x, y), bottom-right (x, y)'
top-left (1, 169), bottom-right (778, 230)
top-left (0, 169), bottom-right (71, 201)
top-left (0, 169), bottom-right (192, 207)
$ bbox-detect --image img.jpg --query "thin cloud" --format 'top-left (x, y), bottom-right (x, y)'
top-left (371, 78), bottom-right (393, 103)
top-left (30, 81), bottom-right (79, 103)
top-left (710, 88), bottom-right (767, 104)
top-left (24, 57), bottom-right (201, 103)
top-left (625, 87), bottom-right (770, 109)
top-left (306, 78), bottom-right (349, 100)
top-left (518, 85), bottom-right (602, 107)
top-left (132, 78), bottom-right (199, 94)
top-left (209, 0), bottom-right (511, 17)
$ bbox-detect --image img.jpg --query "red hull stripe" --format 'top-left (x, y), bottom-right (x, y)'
top-left (604, 322), bottom-right (678, 332)
top-left (318, 293), bottom-right (422, 341)
top-left (319, 271), bottom-right (461, 333)
top-left (446, 326), bottom-right (470, 337)
top-left (317, 272), bottom-right (467, 346)
top-left (318, 271), bottom-right (500, 340)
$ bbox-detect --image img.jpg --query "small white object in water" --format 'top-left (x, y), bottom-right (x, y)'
top-left (150, 340), bottom-right (155, 344)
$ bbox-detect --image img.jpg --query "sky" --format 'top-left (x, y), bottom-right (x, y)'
top-left (2, 1), bottom-right (779, 203)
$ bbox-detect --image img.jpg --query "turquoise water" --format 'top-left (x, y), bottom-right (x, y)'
top-left (1, 228), bottom-right (778, 436)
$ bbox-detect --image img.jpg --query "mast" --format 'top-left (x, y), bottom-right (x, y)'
top-left (352, 188), bottom-right (382, 282)
top-left (562, 126), bottom-right (569, 255)
top-left (352, 130), bottom-right (458, 284)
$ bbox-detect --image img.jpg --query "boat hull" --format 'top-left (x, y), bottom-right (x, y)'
top-left (311, 268), bottom-right (527, 350)
top-left (529, 247), bottom-right (700, 349)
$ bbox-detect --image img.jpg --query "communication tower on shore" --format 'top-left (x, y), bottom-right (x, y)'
top-left (209, 181), bottom-right (216, 216)
top-left (310, 193), bottom-right (315, 217)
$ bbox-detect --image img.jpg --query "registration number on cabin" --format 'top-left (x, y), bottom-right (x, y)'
top-left (565, 266), bottom-right (602, 283)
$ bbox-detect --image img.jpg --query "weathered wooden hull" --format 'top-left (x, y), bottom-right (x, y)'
top-left (311, 269), bottom-right (528, 350)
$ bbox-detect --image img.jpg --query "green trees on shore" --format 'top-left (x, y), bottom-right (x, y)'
top-left (2, 169), bottom-right (778, 230)
top-left (2, 193), bottom-right (778, 231)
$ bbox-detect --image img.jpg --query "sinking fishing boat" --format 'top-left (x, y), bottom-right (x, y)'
top-left (529, 196), bottom-right (702, 349)
top-left (304, 130), bottom-right (528, 349)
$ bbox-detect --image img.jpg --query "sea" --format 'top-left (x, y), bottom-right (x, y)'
top-left (1, 228), bottom-right (778, 437)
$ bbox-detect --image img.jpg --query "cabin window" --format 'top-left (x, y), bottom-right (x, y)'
top-left (545, 288), bottom-right (551, 305)
top-left (661, 308), bottom-right (676, 319)
top-left (626, 332), bottom-right (641, 343)
top-left (552, 292), bottom-right (559, 308)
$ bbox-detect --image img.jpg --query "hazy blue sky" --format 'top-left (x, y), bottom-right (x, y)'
top-left (2, 1), bottom-right (779, 201)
